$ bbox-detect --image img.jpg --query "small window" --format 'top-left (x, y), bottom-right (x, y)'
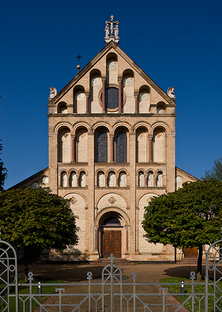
top-left (157, 172), bottom-right (163, 187)
top-left (61, 172), bottom-right (67, 187)
top-left (31, 182), bottom-right (39, 189)
top-left (98, 172), bottom-right (105, 187)
top-left (58, 103), bottom-right (67, 113)
top-left (138, 172), bottom-right (144, 187)
top-left (79, 172), bottom-right (86, 187)
top-left (42, 176), bottom-right (49, 185)
top-left (148, 172), bottom-right (153, 187)
top-left (119, 172), bottom-right (126, 187)
top-left (108, 172), bottom-right (116, 187)
top-left (71, 172), bottom-right (77, 187)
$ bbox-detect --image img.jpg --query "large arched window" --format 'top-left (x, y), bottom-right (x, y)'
top-left (105, 87), bottom-right (119, 110)
top-left (58, 128), bottom-right (71, 163)
top-left (116, 131), bottom-right (127, 163)
top-left (76, 128), bottom-right (88, 163)
top-left (97, 131), bottom-right (107, 163)
top-left (136, 128), bottom-right (147, 162)
top-left (153, 128), bottom-right (165, 163)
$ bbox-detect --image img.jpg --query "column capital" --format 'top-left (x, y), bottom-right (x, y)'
top-left (118, 75), bottom-right (122, 82)
top-left (134, 91), bottom-right (139, 97)
top-left (148, 134), bottom-right (153, 139)
top-left (102, 77), bottom-right (106, 82)
top-left (85, 92), bottom-right (90, 97)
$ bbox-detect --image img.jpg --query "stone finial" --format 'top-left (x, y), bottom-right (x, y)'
top-left (48, 87), bottom-right (57, 101)
top-left (167, 87), bottom-right (176, 100)
top-left (104, 15), bottom-right (120, 45)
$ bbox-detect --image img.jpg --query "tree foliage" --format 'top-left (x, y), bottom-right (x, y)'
top-left (142, 179), bottom-right (222, 274)
top-left (204, 157), bottom-right (222, 181)
top-left (0, 140), bottom-right (7, 191)
top-left (0, 187), bottom-right (78, 250)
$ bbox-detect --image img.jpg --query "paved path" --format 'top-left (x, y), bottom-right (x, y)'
top-left (18, 261), bottom-right (202, 282)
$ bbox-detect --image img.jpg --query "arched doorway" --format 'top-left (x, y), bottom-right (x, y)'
top-left (101, 214), bottom-right (122, 258)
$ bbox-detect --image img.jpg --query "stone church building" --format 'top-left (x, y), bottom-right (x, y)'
top-left (13, 16), bottom-right (197, 262)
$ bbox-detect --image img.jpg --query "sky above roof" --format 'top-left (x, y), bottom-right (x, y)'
top-left (1, 0), bottom-right (222, 189)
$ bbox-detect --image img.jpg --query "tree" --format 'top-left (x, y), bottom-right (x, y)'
top-left (0, 140), bottom-right (7, 191)
top-left (0, 187), bottom-right (78, 277)
top-left (204, 157), bottom-right (222, 181)
top-left (142, 179), bottom-right (222, 275)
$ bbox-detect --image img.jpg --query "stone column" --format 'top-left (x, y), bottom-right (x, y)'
top-left (125, 227), bottom-right (129, 253)
top-left (154, 175), bottom-right (157, 186)
top-left (94, 227), bottom-right (99, 253)
top-left (116, 175), bottom-right (119, 187)
top-left (105, 176), bottom-right (108, 187)
top-left (148, 135), bottom-right (153, 162)
top-left (110, 135), bottom-right (114, 162)
top-left (144, 175), bottom-right (148, 187)
top-left (102, 78), bottom-right (106, 113)
top-left (86, 92), bottom-right (89, 113)
top-left (118, 77), bottom-right (122, 113)
top-left (134, 92), bottom-right (139, 113)
top-left (71, 135), bottom-right (75, 162)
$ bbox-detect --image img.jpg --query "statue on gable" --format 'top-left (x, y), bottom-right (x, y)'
top-left (104, 15), bottom-right (120, 44)
top-left (48, 87), bottom-right (57, 100)
top-left (167, 87), bottom-right (176, 100)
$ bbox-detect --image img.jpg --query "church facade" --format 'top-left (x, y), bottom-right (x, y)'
top-left (13, 17), bottom-right (197, 261)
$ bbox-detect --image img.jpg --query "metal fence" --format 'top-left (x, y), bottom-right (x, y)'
top-left (1, 237), bottom-right (222, 312)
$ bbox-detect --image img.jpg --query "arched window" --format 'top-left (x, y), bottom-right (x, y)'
top-left (71, 172), bottom-right (77, 187)
top-left (157, 172), bottom-right (163, 187)
top-left (136, 128), bottom-right (147, 162)
top-left (103, 216), bottom-right (121, 227)
top-left (58, 102), bottom-right (67, 113)
top-left (108, 172), bottom-right (115, 187)
top-left (31, 182), bottom-right (39, 189)
top-left (76, 129), bottom-right (88, 163)
top-left (98, 171), bottom-right (105, 187)
top-left (148, 172), bottom-right (153, 187)
top-left (119, 172), bottom-right (126, 187)
top-left (97, 131), bottom-right (107, 163)
top-left (153, 128), bottom-right (165, 163)
top-left (116, 131), bottom-right (127, 163)
top-left (138, 171), bottom-right (144, 187)
top-left (79, 172), bottom-right (86, 187)
top-left (61, 172), bottom-right (67, 187)
top-left (175, 176), bottom-right (182, 190)
top-left (58, 128), bottom-right (71, 163)
top-left (157, 104), bottom-right (165, 114)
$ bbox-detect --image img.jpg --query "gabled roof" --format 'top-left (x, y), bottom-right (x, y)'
top-left (48, 41), bottom-right (176, 107)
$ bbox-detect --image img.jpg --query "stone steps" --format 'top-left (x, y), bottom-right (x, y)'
top-left (93, 258), bottom-right (134, 265)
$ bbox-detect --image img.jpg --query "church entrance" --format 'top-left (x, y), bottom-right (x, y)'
top-left (101, 215), bottom-right (122, 258)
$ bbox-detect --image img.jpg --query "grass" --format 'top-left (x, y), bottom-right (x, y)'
top-left (160, 277), bottom-right (222, 312)
top-left (0, 277), bottom-right (64, 312)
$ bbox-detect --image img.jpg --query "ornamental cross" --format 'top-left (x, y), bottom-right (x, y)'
top-left (76, 54), bottom-right (82, 64)
top-left (105, 15), bottom-right (119, 45)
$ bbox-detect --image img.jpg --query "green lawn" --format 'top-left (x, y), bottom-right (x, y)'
top-left (160, 277), bottom-right (222, 312)
top-left (0, 278), bottom-right (64, 312)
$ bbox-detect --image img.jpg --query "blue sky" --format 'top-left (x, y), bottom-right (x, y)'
top-left (1, 0), bottom-right (222, 189)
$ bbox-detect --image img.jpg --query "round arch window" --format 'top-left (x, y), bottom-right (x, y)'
top-left (103, 216), bottom-right (121, 227)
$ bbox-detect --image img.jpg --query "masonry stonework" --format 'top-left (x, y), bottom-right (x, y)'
top-left (12, 20), bottom-right (197, 262)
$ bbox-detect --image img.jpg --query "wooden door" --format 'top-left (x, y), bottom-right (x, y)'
top-left (102, 230), bottom-right (121, 258)
top-left (183, 247), bottom-right (198, 258)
